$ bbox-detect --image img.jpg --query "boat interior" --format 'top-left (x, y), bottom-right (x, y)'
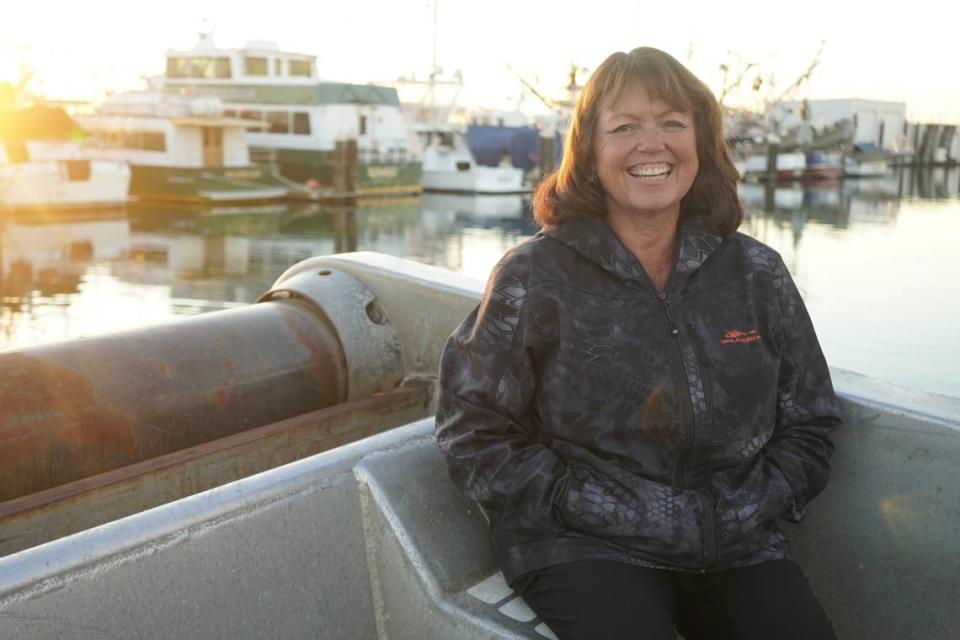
top-left (0, 253), bottom-right (956, 639)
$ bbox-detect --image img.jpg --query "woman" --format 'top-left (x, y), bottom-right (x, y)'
top-left (435, 47), bottom-right (840, 640)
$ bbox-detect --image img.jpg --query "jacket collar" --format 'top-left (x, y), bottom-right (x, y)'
top-left (540, 214), bottom-right (723, 292)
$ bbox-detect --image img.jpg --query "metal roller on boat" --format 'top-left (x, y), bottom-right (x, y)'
top-left (0, 252), bottom-right (956, 640)
top-left (0, 256), bottom-right (444, 557)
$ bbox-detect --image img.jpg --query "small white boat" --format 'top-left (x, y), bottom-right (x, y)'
top-left (1, 105), bottom-right (130, 211)
top-left (417, 125), bottom-right (526, 194)
top-left (0, 149), bottom-right (130, 211)
top-left (844, 144), bottom-right (890, 178)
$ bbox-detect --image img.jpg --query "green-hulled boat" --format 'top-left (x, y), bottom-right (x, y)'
top-left (78, 92), bottom-right (289, 203)
top-left (162, 35), bottom-right (422, 196)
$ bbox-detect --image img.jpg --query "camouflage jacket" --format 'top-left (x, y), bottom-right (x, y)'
top-left (435, 215), bottom-right (841, 583)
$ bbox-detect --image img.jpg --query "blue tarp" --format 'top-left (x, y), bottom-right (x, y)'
top-left (466, 125), bottom-right (563, 170)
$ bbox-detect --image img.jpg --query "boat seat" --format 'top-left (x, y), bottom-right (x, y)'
top-left (355, 439), bottom-right (559, 639)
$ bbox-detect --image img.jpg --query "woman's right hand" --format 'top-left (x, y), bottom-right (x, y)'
top-left (560, 464), bottom-right (712, 565)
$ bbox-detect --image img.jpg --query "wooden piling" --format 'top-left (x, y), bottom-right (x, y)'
top-left (766, 143), bottom-right (779, 182)
top-left (539, 134), bottom-right (556, 180)
top-left (331, 139), bottom-right (359, 204)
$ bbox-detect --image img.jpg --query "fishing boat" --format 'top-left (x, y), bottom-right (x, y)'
top-left (0, 252), bottom-right (955, 639)
top-left (417, 124), bottom-right (526, 194)
top-left (77, 92), bottom-right (288, 204)
top-left (803, 150), bottom-right (844, 181)
top-left (0, 105), bottom-right (130, 211)
top-left (844, 143), bottom-right (890, 178)
top-left (161, 35), bottom-right (421, 196)
top-left (741, 150), bottom-right (807, 182)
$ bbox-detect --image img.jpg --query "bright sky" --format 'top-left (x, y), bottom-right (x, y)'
top-left (2, 0), bottom-right (957, 123)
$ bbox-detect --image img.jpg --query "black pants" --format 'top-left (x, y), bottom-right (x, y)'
top-left (513, 559), bottom-right (836, 640)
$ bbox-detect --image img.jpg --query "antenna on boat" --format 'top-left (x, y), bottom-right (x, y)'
top-left (196, 18), bottom-right (217, 49)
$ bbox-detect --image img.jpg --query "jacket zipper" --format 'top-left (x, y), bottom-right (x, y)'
top-left (656, 292), bottom-right (719, 567)
top-left (685, 323), bottom-right (720, 565)
top-left (655, 292), bottom-right (693, 488)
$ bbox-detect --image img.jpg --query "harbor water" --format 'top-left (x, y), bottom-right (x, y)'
top-left (2, 167), bottom-right (958, 400)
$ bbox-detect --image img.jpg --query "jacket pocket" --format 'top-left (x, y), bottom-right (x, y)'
top-left (709, 458), bottom-right (794, 565)
top-left (558, 464), bottom-right (709, 565)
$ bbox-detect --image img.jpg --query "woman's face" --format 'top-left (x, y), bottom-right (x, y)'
top-left (592, 82), bottom-right (699, 224)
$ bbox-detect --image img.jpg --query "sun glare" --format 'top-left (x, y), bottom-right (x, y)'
top-left (0, 0), bottom-right (956, 122)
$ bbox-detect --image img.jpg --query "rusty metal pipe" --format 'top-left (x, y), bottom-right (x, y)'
top-left (0, 300), bottom-right (345, 502)
top-left (0, 265), bottom-right (405, 503)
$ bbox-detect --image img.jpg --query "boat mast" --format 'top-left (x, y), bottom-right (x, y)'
top-left (430, 0), bottom-right (438, 119)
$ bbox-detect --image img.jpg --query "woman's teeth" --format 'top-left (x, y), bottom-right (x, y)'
top-left (628, 165), bottom-right (671, 177)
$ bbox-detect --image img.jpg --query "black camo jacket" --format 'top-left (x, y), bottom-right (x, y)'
top-left (435, 214), bottom-right (841, 584)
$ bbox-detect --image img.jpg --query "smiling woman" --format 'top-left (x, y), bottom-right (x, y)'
top-left (593, 83), bottom-right (699, 288)
top-left (436, 46), bottom-right (841, 640)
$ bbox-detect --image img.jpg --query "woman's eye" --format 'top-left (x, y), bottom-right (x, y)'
top-left (610, 124), bottom-right (635, 133)
top-left (662, 120), bottom-right (687, 129)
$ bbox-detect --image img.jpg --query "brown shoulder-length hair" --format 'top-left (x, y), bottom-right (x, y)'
top-left (532, 47), bottom-right (743, 235)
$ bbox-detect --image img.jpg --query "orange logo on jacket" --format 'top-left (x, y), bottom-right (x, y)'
top-left (721, 329), bottom-right (761, 345)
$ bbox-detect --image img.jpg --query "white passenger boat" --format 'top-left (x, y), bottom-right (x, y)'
top-left (161, 35), bottom-right (421, 196)
top-left (77, 92), bottom-right (288, 203)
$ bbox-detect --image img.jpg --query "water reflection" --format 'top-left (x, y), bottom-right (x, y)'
top-left (1, 167), bottom-right (958, 399)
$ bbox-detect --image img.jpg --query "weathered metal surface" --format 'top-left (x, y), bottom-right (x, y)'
top-left (281, 252), bottom-right (483, 378)
top-left (0, 298), bottom-right (348, 502)
top-left (260, 265), bottom-right (404, 401)
top-left (0, 383), bottom-right (431, 558)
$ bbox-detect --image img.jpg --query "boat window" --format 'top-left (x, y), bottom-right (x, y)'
top-left (166, 57), bottom-right (231, 79)
top-left (166, 58), bottom-right (189, 78)
top-left (143, 132), bottom-right (166, 151)
top-left (214, 58), bottom-right (231, 78)
top-left (267, 111), bottom-right (289, 134)
top-left (289, 60), bottom-right (312, 77)
top-left (244, 56), bottom-right (268, 76)
top-left (223, 109), bottom-right (236, 118)
top-left (274, 59), bottom-right (282, 76)
top-left (93, 131), bottom-right (165, 152)
top-left (189, 58), bottom-right (216, 79)
top-left (292, 112), bottom-right (311, 135)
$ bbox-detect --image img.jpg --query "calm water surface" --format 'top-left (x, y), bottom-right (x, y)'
top-left (2, 168), bottom-right (958, 399)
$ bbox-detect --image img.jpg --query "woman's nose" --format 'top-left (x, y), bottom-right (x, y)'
top-left (634, 126), bottom-right (665, 152)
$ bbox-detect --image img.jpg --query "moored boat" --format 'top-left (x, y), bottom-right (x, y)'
top-left (77, 92), bottom-right (288, 204)
top-left (417, 124), bottom-right (526, 194)
top-left (741, 150), bottom-right (807, 182)
top-left (161, 35), bottom-right (421, 196)
top-left (844, 143), bottom-right (891, 178)
top-left (1, 106), bottom-right (130, 211)
top-left (803, 150), bottom-right (844, 181)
